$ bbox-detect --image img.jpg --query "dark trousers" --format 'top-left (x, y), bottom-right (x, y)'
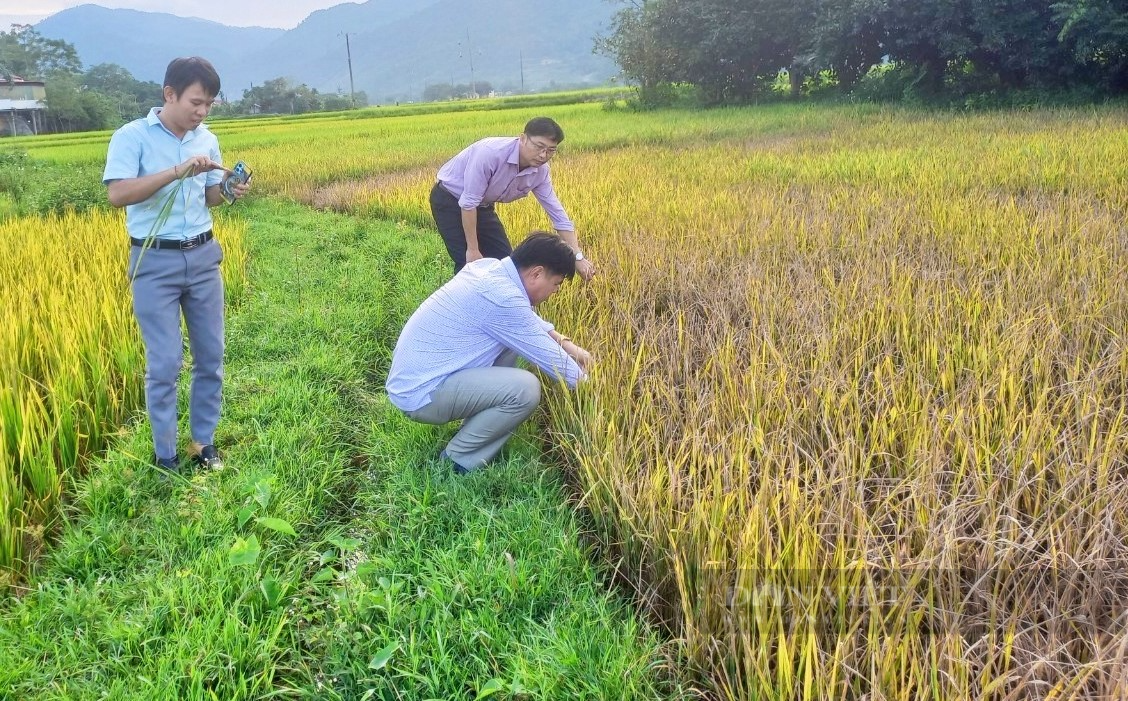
top-left (429, 182), bottom-right (512, 274)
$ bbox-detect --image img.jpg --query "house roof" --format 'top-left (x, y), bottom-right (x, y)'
top-left (0, 75), bottom-right (45, 86)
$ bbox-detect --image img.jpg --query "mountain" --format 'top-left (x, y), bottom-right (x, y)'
top-left (34, 1), bottom-right (620, 103)
top-left (35, 4), bottom-right (284, 89)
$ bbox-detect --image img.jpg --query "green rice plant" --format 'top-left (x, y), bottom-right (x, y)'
top-left (0, 209), bottom-right (248, 583)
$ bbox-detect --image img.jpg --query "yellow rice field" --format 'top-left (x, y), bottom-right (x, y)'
top-left (315, 105), bottom-right (1128, 699)
top-left (0, 209), bottom-right (247, 582)
top-left (532, 112), bottom-right (1127, 700)
top-left (7, 101), bottom-right (1128, 698)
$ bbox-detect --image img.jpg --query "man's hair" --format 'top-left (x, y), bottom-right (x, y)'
top-left (511, 232), bottom-right (576, 279)
top-left (523, 117), bottom-right (564, 143)
top-left (164, 57), bottom-right (221, 98)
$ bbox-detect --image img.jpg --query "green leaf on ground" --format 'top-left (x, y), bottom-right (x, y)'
top-left (256, 517), bottom-right (297, 536)
top-left (368, 641), bottom-right (400, 671)
top-left (229, 534), bottom-right (261, 566)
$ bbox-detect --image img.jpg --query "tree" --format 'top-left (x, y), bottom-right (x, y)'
top-left (0, 25), bottom-right (80, 78)
top-left (241, 77), bottom-right (322, 114)
top-left (321, 93), bottom-right (354, 111)
top-left (816, 0), bottom-right (1086, 95)
top-left (811, 0), bottom-right (890, 90)
top-left (82, 63), bottom-right (162, 121)
top-left (421, 81), bottom-right (492, 101)
top-left (82, 63), bottom-right (134, 94)
top-left (597, 0), bottom-right (678, 93)
top-left (0, 27), bottom-right (124, 133)
top-left (672, 0), bottom-right (818, 102)
top-left (599, 0), bottom-right (820, 104)
top-left (1054, 0), bottom-right (1128, 89)
top-left (423, 82), bottom-right (456, 101)
top-left (856, 1), bottom-right (976, 95)
top-left (599, 0), bottom-right (1126, 102)
top-left (968, 0), bottom-right (1079, 89)
top-left (43, 72), bottom-right (116, 132)
top-left (864, 0), bottom-right (1078, 93)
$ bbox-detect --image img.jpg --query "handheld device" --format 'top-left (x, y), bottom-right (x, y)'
top-left (221, 160), bottom-right (252, 202)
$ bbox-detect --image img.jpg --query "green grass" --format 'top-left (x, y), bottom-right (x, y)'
top-left (0, 199), bottom-right (687, 699)
top-left (0, 150), bottom-right (104, 216)
top-left (0, 87), bottom-right (622, 164)
top-left (219, 86), bottom-right (623, 123)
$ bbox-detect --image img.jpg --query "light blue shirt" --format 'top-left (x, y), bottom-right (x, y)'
top-left (386, 257), bottom-right (585, 412)
top-left (437, 136), bottom-right (575, 231)
top-left (103, 107), bottom-right (224, 241)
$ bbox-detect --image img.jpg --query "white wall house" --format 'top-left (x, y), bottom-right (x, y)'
top-left (0, 76), bottom-right (47, 136)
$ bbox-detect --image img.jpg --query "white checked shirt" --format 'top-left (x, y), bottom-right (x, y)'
top-left (386, 257), bottom-right (585, 412)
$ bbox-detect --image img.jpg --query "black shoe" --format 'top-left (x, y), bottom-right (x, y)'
top-left (191, 443), bottom-right (224, 470)
top-left (440, 450), bottom-right (470, 476)
top-left (154, 454), bottom-right (180, 476)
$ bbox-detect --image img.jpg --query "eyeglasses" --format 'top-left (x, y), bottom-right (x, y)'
top-left (526, 138), bottom-right (558, 156)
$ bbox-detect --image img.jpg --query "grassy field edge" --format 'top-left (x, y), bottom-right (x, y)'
top-left (0, 199), bottom-right (691, 700)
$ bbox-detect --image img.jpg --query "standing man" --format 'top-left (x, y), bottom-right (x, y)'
top-left (430, 117), bottom-right (596, 281)
top-left (103, 56), bottom-right (250, 474)
top-left (386, 232), bottom-right (593, 475)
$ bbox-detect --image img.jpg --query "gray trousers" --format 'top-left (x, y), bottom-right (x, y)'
top-left (406, 351), bottom-right (540, 471)
top-left (128, 239), bottom-right (225, 460)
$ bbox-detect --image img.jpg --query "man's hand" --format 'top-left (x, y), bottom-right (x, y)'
top-left (562, 340), bottom-right (592, 370)
top-left (576, 257), bottom-right (596, 282)
top-left (228, 180), bottom-right (251, 199)
top-left (110, 154), bottom-right (226, 208)
top-left (176, 155), bottom-right (224, 178)
top-left (554, 229), bottom-right (595, 283)
top-left (465, 247), bottom-right (484, 264)
top-left (223, 167), bottom-right (252, 200)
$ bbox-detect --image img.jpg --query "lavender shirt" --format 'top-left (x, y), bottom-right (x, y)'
top-left (386, 256), bottom-right (585, 412)
top-left (436, 136), bottom-right (575, 231)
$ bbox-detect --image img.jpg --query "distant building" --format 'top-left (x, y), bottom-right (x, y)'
top-left (0, 75), bottom-right (47, 137)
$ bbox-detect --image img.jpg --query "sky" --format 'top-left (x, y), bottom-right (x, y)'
top-left (1, 0), bottom-right (354, 30)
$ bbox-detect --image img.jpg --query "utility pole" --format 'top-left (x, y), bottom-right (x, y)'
top-left (465, 28), bottom-right (475, 96)
top-left (519, 49), bottom-right (525, 93)
top-left (341, 32), bottom-right (356, 107)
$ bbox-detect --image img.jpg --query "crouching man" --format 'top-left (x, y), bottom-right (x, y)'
top-left (386, 232), bottom-right (592, 475)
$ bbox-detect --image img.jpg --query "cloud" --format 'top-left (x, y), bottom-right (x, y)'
top-left (0, 1), bottom-right (68, 12)
top-left (1, 1), bottom-right (349, 29)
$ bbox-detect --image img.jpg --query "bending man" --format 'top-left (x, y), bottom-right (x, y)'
top-left (386, 232), bottom-right (593, 475)
top-left (430, 117), bottom-right (596, 281)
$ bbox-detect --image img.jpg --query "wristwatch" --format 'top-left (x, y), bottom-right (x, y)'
top-left (575, 250), bottom-right (585, 261)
